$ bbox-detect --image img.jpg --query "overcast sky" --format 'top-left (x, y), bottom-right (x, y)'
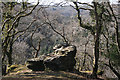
top-left (18, 0), bottom-right (118, 4)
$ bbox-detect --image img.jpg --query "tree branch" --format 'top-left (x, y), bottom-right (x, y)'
top-left (7, 0), bottom-right (39, 33)
top-left (9, 19), bottom-right (36, 37)
top-left (73, 2), bottom-right (95, 35)
top-left (107, 2), bottom-right (120, 51)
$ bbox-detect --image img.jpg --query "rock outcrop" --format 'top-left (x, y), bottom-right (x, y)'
top-left (27, 58), bottom-right (45, 71)
top-left (26, 44), bottom-right (77, 71)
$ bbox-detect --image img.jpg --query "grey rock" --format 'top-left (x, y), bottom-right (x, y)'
top-left (26, 44), bottom-right (77, 71)
top-left (27, 58), bottom-right (45, 71)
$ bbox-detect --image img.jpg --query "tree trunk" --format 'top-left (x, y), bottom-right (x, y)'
top-left (2, 49), bottom-right (7, 75)
top-left (92, 2), bottom-right (102, 78)
top-left (2, 53), bottom-right (6, 64)
top-left (6, 53), bottom-right (12, 66)
top-left (92, 35), bottom-right (100, 78)
top-left (34, 51), bottom-right (39, 58)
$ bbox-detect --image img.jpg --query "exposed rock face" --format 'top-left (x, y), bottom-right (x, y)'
top-left (27, 58), bottom-right (45, 71)
top-left (26, 44), bottom-right (77, 71)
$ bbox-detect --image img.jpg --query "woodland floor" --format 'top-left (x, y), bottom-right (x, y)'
top-left (1, 65), bottom-right (115, 80)
top-left (1, 70), bottom-right (105, 80)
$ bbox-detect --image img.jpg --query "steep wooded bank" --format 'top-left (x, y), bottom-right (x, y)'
top-left (1, 0), bottom-right (120, 79)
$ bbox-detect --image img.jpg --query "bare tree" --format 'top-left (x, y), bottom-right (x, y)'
top-left (41, 7), bottom-right (70, 45)
top-left (1, 1), bottom-right (39, 75)
top-left (73, 1), bottom-right (111, 78)
top-left (30, 24), bottom-right (45, 58)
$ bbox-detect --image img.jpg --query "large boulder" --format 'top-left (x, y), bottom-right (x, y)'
top-left (26, 44), bottom-right (77, 71)
top-left (27, 58), bottom-right (45, 71)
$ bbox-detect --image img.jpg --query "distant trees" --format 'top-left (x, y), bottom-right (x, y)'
top-left (30, 25), bottom-right (45, 58)
top-left (39, 6), bottom-right (70, 45)
top-left (13, 41), bottom-right (29, 64)
top-left (103, 2), bottom-right (120, 79)
top-left (1, 1), bottom-right (39, 75)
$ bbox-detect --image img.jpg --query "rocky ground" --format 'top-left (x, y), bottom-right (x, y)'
top-left (2, 69), bottom-right (104, 80)
top-left (1, 64), bottom-right (104, 80)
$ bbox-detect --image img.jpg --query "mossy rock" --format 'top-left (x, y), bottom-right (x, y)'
top-left (7, 65), bottom-right (19, 73)
top-left (6, 64), bottom-right (28, 73)
top-left (80, 70), bottom-right (104, 75)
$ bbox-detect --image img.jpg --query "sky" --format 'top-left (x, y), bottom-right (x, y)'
top-left (17, 0), bottom-right (118, 4)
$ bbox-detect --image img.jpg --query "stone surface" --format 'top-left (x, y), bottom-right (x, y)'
top-left (26, 44), bottom-right (77, 71)
top-left (27, 58), bottom-right (45, 71)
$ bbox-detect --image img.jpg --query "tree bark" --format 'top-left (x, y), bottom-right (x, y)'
top-left (6, 53), bottom-right (12, 66)
top-left (92, 2), bottom-right (102, 78)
